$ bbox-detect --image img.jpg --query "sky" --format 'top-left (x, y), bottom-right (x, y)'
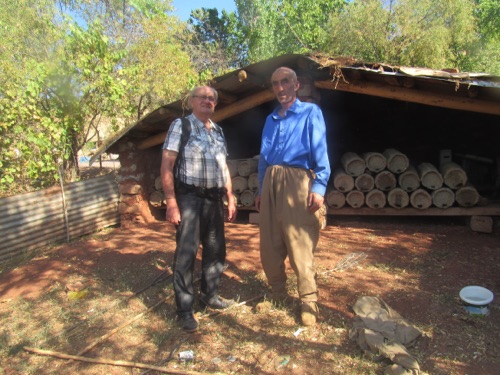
top-left (171, 0), bottom-right (237, 20)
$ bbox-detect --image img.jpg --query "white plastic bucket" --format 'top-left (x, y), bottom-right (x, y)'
top-left (459, 286), bottom-right (494, 316)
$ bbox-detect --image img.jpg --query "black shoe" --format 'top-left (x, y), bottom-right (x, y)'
top-left (200, 295), bottom-right (235, 310)
top-left (179, 314), bottom-right (198, 333)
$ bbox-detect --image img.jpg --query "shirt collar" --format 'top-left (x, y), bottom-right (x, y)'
top-left (188, 113), bottom-right (214, 129)
top-left (272, 98), bottom-right (302, 119)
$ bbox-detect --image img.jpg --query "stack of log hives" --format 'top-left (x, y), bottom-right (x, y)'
top-left (227, 156), bottom-right (260, 208)
top-left (149, 156), bottom-right (260, 209)
top-left (326, 148), bottom-right (480, 210)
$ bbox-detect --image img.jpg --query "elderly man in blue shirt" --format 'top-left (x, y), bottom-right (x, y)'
top-left (255, 67), bottom-right (331, 326)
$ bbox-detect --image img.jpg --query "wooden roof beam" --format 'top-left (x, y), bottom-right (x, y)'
top-left (137, 89), bottom-right (276, 150)
top-left (315, 79), bottom-right (500, 116)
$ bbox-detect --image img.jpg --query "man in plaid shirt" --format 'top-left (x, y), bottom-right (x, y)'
top-left (161, 86), bottom-right (237, 333)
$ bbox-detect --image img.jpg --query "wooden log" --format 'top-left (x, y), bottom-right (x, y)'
top-left (232, 176), bottom-right (248, 194)
top-left (154, 176), bottom-right (163, 191)
top-left (326, 189), bottom-right (346, 209)
top-left (237, 158), bottom-right (258, 177)
top-left (346, 190), bottom-right (364, 208)
top-left (333, 168), bottom-right (355, 192)
top-left (240, 189), bottom-right (256, 207)
top-left (149, 191), bottom-right (165, 208)
top-left (418, 162), bottom-right (443, 190)
top-left (440, 162), bottom-right (468, 189)
top-left (363, 152), bottom-right (387, 173)
top-left (365, 189), bottom-right (386, 209)
top-left (387, 188), bottom-right (409, 209)
top-left (314, 79), bottom-right (500, 116)
top-left (431, 187), bottom-right (455, 208)
top-left (455, 185), bottom-right (480, 207)
top-left (374, 170), bottom-right (397, 191)
top-left (398, 166), bottom-right (420, 192)
top-left (248, 172), bottom-right (259, 191)
top-left (341, 152), bottom-right (366, 177)
top-left (410, 188), bottom-right (432, 209)
top-left (383, 148), bottom-right (409, 173)
top-left (227, 160), bottom-right (239, 178)
top-left (354, 173), bottom-right (375, 192)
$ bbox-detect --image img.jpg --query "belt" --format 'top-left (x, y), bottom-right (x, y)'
top-left (175, 180), bottom-right (227, 201)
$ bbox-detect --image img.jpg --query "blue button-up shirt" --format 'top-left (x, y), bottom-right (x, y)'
top-left (258, 99), bottom-right (331, 196)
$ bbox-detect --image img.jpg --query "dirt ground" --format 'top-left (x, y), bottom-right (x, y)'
top-left (1, 213), bottom-right (499, 375)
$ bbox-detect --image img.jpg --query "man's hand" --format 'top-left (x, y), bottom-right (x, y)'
top-left (307, 192), bottom-right (324, 214)
top-left (165, 199), bottom-right (181, 225)
top-left (254, 195), bottom-right (260, 212)
top-left (226, 193), bottom-right (237, 222)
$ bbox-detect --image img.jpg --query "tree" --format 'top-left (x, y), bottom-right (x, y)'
top-left (325, 0), bottom-right (498, 74)
top-left (235, 0), bottom-right (345, 63)
top-left (188, 8), bottom-right (247, 76)
top-left (0, 0), bottom-right (198, 196)
top-left (468, 0), bottom-right (500, 74)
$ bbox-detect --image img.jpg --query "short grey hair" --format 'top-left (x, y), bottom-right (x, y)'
top-left (187, 86), bottom-right (218, 109)
top-left (271, 67), bottom-right (298, 83)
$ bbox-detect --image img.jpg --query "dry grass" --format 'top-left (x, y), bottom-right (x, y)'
top-left (1, 217), bottom-right (499, 374)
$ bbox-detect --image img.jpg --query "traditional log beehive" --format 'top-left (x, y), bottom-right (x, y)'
top-left (384, 148), bottom-right (409, 174)
top-left (341, 152), bottom-right (366, 177)
top-left (346, 190), bottom-right (364, 208)
top-left (366, 189), bottom-right (386, 209)
top-left (363, 152), bottom-right (387, 173)
top-left (355, 173), bottom-right (375, 192)
top-left (418, 162), bottom-right (443, 190)
top-left (440, 162), bottom-right (468, 189)
top-left (374, 170), bottom-right (397, 191)
top-left (410, 189), bottom-right (432, 209)
top-left (387, 188), bottom-right (410, 209)
top-left (431, 187), bottom-right (455, 209)
top-left (326, 149), bottom-right (479, 211)
top-left (455, 185), bottom-right (480, 207)
top-left (326, 189), bottom-right (346, 208)
top-left (398, 166), bottom-right (420, 193)
top-left (240, 189), bottom-right (257, 207)
top-left (333, 168), bottom-right (355, 192)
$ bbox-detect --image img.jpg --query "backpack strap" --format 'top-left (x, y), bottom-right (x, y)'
top-left (174, 117), bottom-right (191, 179)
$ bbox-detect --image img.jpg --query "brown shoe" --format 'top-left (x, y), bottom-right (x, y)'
top-left (301, 302), bottom-right (319, 326)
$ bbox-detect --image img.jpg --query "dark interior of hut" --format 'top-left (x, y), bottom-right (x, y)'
top-left (218, 89), bottom-right (500, 198)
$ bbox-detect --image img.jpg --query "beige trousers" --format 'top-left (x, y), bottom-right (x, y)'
top-left (259, 165), bottom-right (322, 303)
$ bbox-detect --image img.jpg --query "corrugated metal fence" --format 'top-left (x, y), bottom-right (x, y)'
top-left (0, 174), bottom-right (120, 263)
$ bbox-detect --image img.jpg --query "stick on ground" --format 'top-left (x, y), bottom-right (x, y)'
top-left (23, 347), bottom-right (225, 375)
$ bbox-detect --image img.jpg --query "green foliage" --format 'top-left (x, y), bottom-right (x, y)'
top-left (469, 0), bottom-right (500, 74)
top-left (0, 0), bottom-right (197, 196)
top-left (235, 0), bottom-right (346, 63)
top-left (325, 0), bottom-right (499, 74)
top-left (188, 8), bottom-right (246, 76)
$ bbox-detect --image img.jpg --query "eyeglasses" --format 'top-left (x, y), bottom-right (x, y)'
top-left (192, 95), bottom-right (216, 103)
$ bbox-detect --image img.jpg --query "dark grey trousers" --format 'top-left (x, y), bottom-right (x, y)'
top-left (173, 192), bottom-right (226, 316)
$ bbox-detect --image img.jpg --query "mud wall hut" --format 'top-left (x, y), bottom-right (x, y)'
top-left (94, 54), bottom-right (500, 227)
